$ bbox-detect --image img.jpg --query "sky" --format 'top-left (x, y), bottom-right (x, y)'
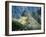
top-left (12, 6), bottom-right (41, 19)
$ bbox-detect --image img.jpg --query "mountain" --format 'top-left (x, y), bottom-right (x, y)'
top-left (12, 12), bottom-right (41, 31)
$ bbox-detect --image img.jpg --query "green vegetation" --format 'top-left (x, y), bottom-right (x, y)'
top-left (12, 20), bottom-right (41, 31)
top-left (12, 20), bottom-right (23, 31)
